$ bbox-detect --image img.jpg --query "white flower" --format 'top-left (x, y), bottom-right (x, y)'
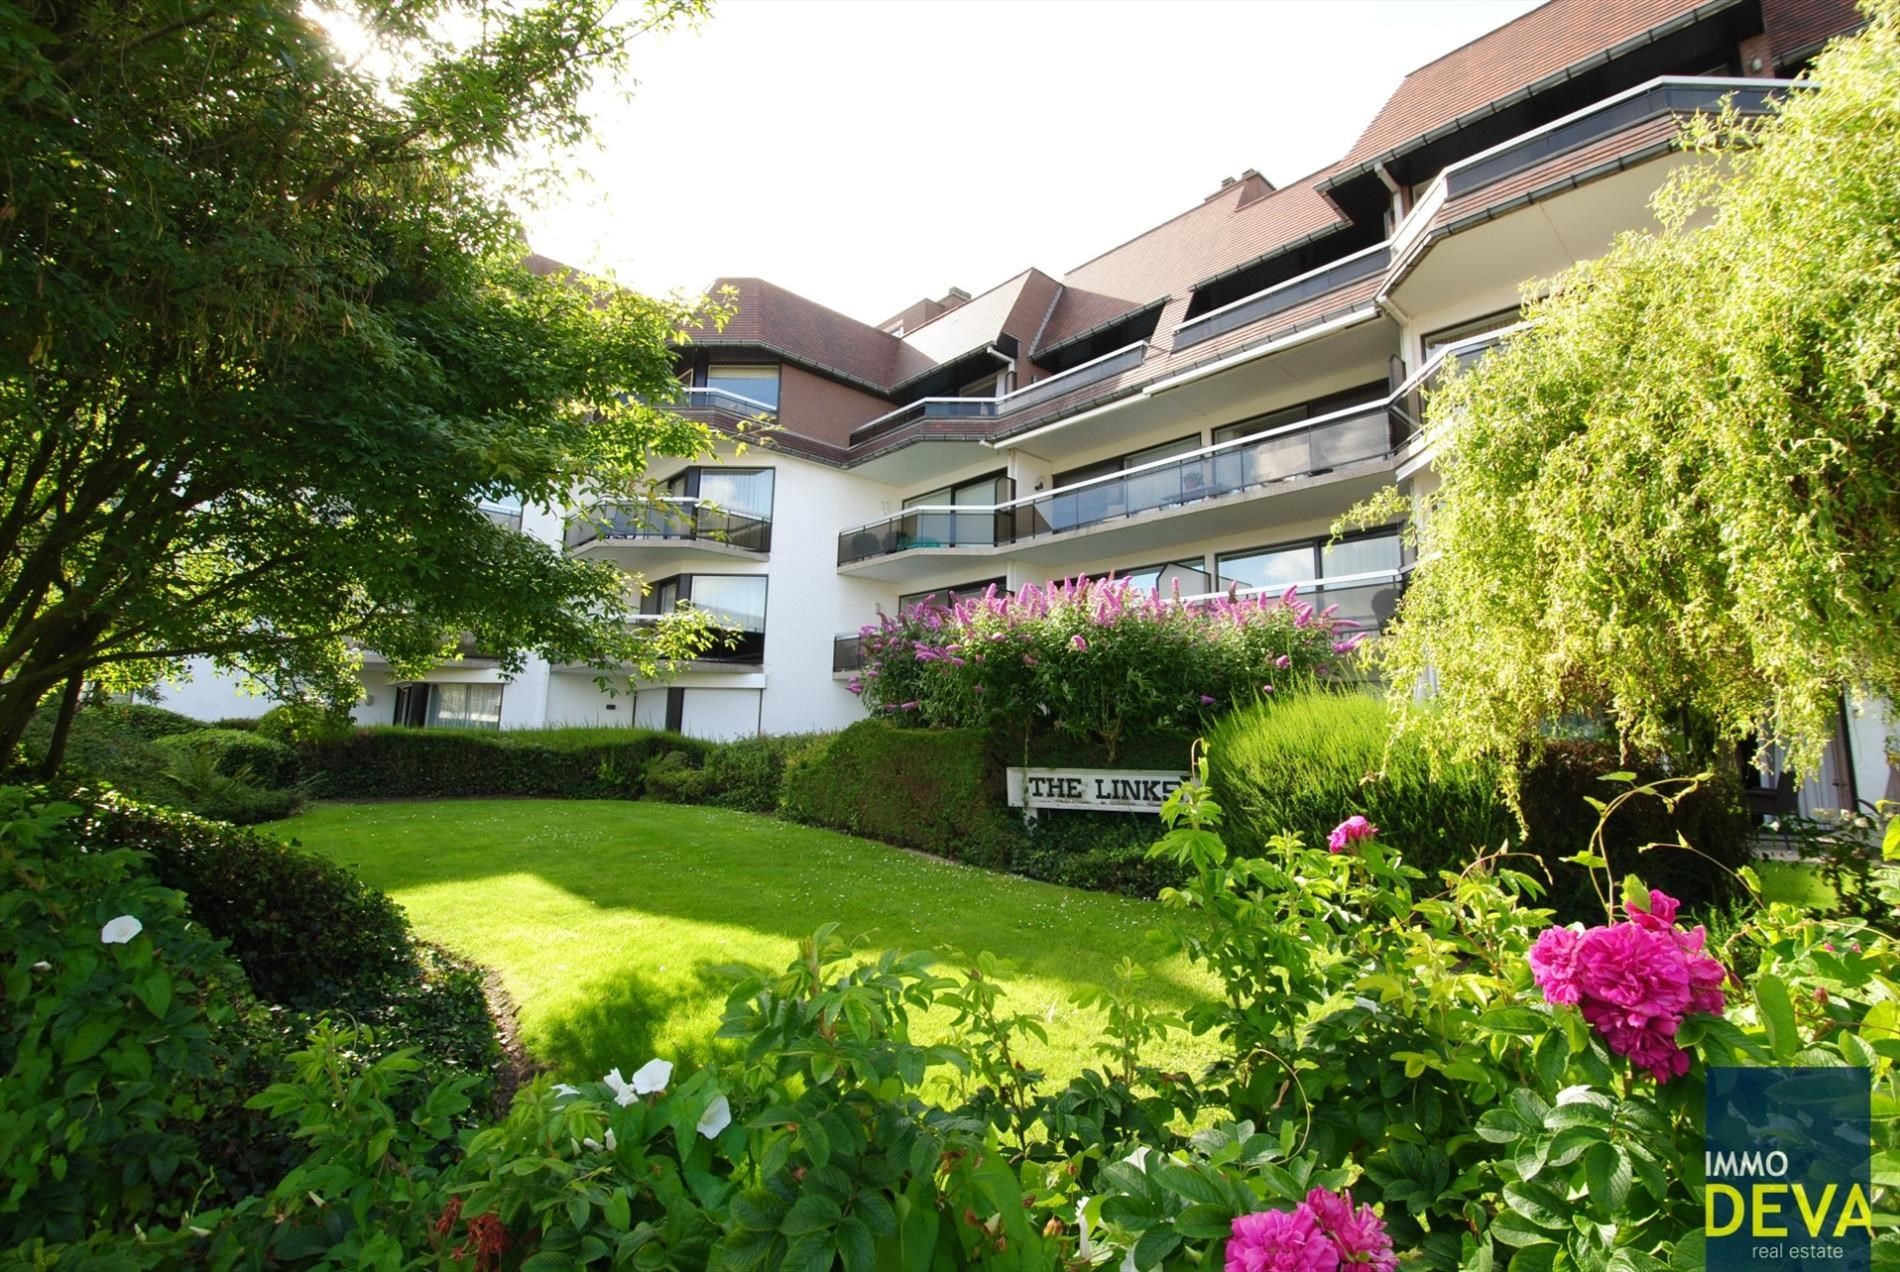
top-left (1076, 1198), bottom-right (1093, 1258)
top-left (552, 1083), bottom-right (581, 1099)
top-left (1121, 1146), bottom-right (1151, 1169)
top-left (583, 1136), bottom-right (602, 1152)
top-left (100, 915), bottom-right (142, 945)
top-left (601, 1068), bottom-right (639, 1107)
top-left (631, 1058), bottom-right (672, 1095)
top-left (603, 1128), bottom-right (616, 1152)
top-left (581, 1129), bottom-right (618, 1152)
top-left (1120, 1250), bottom-right (1139, 1272)
top-left (695, 1094), bottom-right (731, 1139)
top-left (30, 961), bottom-right (50, 973)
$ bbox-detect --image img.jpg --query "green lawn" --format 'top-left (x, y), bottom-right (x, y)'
top-left (270, 800), bottom-right (1219, 1084)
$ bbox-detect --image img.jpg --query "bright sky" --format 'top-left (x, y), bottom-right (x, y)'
top-left (519, 0), bottom-right (1544, 327)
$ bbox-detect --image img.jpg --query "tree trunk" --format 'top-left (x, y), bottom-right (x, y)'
top-left (37, 673), bottom-right (85, 778)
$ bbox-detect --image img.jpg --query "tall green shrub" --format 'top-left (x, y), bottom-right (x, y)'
top-left (1207, 690), bottom-right (1514, 872)
top-left (780, 720), bottom-right (1023, 864)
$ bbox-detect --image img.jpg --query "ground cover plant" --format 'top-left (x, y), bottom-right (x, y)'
top-left (855, 576), bottom-right (1362, 760)
top-left (269, 799), bottom-right (1223, 1082)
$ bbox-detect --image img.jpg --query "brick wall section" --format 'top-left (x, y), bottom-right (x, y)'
top-left (777, 364), bottom-right (893, 448)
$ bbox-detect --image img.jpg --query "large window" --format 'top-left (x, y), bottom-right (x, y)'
top-left (392, 682), bottom-right (503, 730)
top-left (704, 364), bottom-right (780, 410)
top-left (1216, 530), bottom-right (1402, 628)
top-left (692, 468), bottom-right (775, 520)
top-left (1107, 557), bottom-right (1211, 597)
top-left (1045, 434), bottom-right (1204, 531)
top-left (1422, 309), bottom-right (1518, 360)
top-left (644, 573), bottom-right (768, 663)
top-left (898, 576), bottom-right (1008, 613)
top-left (902, 471), bottom-right (1010, 548)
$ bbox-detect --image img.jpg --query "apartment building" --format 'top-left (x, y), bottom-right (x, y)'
top-left (159, 0), bottom-right (1891, 814)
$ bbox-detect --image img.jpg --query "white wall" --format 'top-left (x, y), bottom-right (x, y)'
top-left (150, 658), bottom-right (276, 722)
top-left (684, 687), bottom-right (763, 740)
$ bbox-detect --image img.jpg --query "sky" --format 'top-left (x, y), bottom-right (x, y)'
top-left (517, 0), bottom-right (1545, 327)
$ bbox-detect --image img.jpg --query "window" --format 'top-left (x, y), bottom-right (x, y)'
top-left (898, 577), bottom-right (1008, 613)
top-left (1046, 434), bottom-right (1204, 531)
top-left (1216, 529), bottom-right (1403, 628)
top-left (643, 573), bottom-right (768, 663)
top-left (902, 471), bottom-right (1009, 548)
top-left (1208, 382), bottom-right (1390, 489)
top-left (1106, 557), bottom-right (1210, 597)
top-left (1422, 309), bottom-right (1519, 360)
top-left (956, 371), bottom-right (1000, 399)
top-left (392, 683), bottom-right (503, 730)
top-left (704, 364), bottom-right (780, 410)
top-left (695, 468), bottom-right (775, 520)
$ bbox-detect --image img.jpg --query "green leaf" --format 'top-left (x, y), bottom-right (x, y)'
top-left (1132, 1228), bottom-right (1182, 1268)
top-left (1669, 1231), bottom-right (1706, 1271)
top-left (732, 1189), bottom-right (787, 1233)
top-left (1622, 873), bottom-right (1650, 912)
top-left (1756, 974), bottom-right (1799, 1061)
top-left (1173, 1203), bottom-right (1238, 1240)
top-left (603, 1190), bottom-right (631, 1232)
top-left (837, 1216), bottom-right (875, 1272)
top-left (778, 1230), bottom-right (835, 1272)
top-left (781, 1193), bottom-right (841, 1238)
top-left (1584, 1143), bottom-right (1632, 1213)
top-left (1152, 1163), bottom-right (1224, 1206)
top-left (1501, 1181), bottom-right (1570, 1231)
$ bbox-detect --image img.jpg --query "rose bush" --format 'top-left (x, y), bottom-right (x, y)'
top-left (855, 577), bottom-right (1361, 759)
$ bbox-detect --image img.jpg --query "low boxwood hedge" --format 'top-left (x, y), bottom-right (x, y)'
top-left (153, 728), bottom-right (302, 788)
top-left (299, 725), bottom-right (711, 799)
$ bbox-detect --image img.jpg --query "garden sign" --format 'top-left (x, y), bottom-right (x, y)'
top-left (1006, 767), bottom-right (1190, 815)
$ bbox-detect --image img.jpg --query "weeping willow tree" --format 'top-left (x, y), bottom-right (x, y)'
top-left (1380, 0), bottom-right (1899, 779)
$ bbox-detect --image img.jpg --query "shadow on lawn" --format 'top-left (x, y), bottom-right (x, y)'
top-left (534, 955), bottom-right (769, 1080)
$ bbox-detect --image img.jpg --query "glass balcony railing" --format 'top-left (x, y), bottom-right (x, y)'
top-left (1443, 77), bottom-right (1790, 201)
top-left (1173, 243), bottom-right (1391, 352)
top-left (477, 503), bottom-right (523, 532)
top-left (661, 386), bottom-right (779, 418)
top-left (566, 497), bottom-right (773, 553)
top-left (847, 342), bottom-right (1148, 448)
top-left (837, 399), bottom-right (1404, 567)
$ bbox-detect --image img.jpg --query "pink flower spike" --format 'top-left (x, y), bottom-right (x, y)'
top-left (1275, 654), bottom-right (1293, 669)
top-left (1070, 634), bottom-right (1088, 652)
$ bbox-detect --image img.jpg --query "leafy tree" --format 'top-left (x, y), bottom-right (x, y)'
top-left (1379, 0), bottom-right (1900, 779)
top-left (0, 0), bottom-right (724, 765)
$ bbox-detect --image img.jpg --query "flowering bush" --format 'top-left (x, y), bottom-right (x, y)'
top-left (856, 577), bottom-right (1361, 758)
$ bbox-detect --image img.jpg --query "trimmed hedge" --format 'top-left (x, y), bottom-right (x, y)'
top-left (76, 702), bottom-right (202, 741)
top-left (781, 719), bottom-right (1023, 864)
top-left (299, 725), bottom-right (711, 799)
top-left (81, 793), bottom-right (414, 1005)
top-left (153, 728), bottom-right (302, 788)
top-left (1206, 692), bottom-right (1751, 920)
top-left (255, 702), bottom-right (355, 746)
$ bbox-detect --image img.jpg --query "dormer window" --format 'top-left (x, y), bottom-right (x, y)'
top-left (704, 364), bottom-right (780, 411)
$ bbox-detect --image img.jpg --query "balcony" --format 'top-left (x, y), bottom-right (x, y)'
top-left (477, 502), bottom-right (523, 532)
top-left (1180, 568), bottom-right (1406, 634)
top-left (1172, 243), bottom-right (1390, 352)
top-left (667, 386), bottom-right (778, 420)
top-left (1443, 77), bottom-right (1789, 204)
top-left (566, 497), bottom-right (772, 556)
top-left (837, 398), bottom-right (1407, 575)
top-left (847, 342), bottom-right (1149, 450)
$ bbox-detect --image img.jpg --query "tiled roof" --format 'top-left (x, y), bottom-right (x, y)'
top-left (682, 277), bottom-right (938, 391)
top-left (1032, 286), bottom-right (1151, 357)
top-left (1061, 172), bottom-right (1349, 309)
top-left (896, 268), bottom-right (1060, 365)
top-left (1762, 0), bottom-right (1863, 59)
top-left (1341, 0), bottom-right (1719, 169)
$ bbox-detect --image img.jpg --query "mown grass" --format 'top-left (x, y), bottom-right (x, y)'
top-left (269, 800), bottom-right (1220, 1084)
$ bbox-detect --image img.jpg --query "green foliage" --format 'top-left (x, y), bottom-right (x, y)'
top-left (79, 794), bottom-right (416, 1007)
top-left (153, 729), bottom-right (302, 788)
top-left (1005, 813), bottom-right (1186, 897)
top-left (1207, 690), bottom-right (1515, 867)
top-left (15, 706), bottom-right (175, 802)
top-left (1207, 693), bottom-right (1750, 920)
top-left (858, 579), bottom-right (1353, 761)
top-left (0, 0), bottom-right (725, 765)
top-left (210, 717), bottom-right (260, 732)
top-left (1519, 740), bottom-right (1752, 920)
top-left (1382, 2), bottom-right (1900, 772)
top-left (642, 749), bottom-right (716, 804)
top-left (72, 704), bottom-right (202, 742)
top-left (299, 725), bottom-right (710, 799)
top-left (781, 720), bottom-right (1024, 863)
top-left (253, 704), bottom-right (355, 748)
top-left (0, 788), bottom-right (285, 1244)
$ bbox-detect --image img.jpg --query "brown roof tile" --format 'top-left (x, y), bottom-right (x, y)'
top-left (1342, 0), bottom-right (1715, 169)
top-left (1763, 0), bottom-right (1864, 61)
top-left (1032, 287), bottom-right (1151, 357)
top-left (1060, 171), bottom-right (1349, 308)
top-left (682, 277), bottom-right (937, 391)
